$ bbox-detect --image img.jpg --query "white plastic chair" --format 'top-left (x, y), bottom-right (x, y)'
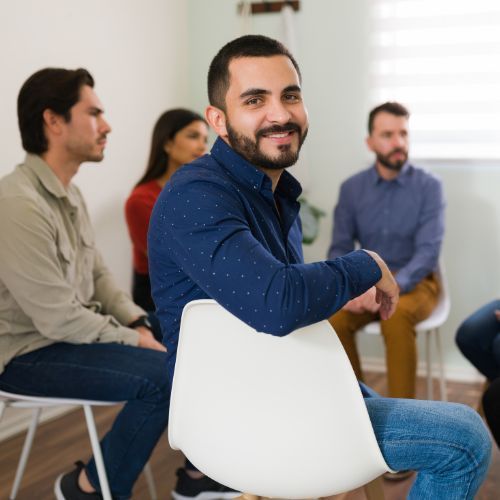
top-left (169, 299), bottom-right (393, 500)
top-left (0, 391), bottom-right (157, 500)
top-left (360, 263), bottom-right (450, 401)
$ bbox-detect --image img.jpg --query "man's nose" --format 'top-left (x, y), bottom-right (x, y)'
top-left (266, 99), bottom-right (292, 124)
top-left (100, 117), bottom-right (112, 134)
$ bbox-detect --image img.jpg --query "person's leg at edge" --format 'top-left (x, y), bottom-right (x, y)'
top-left (455, 299), bottom-right (500, 381)
top-left (364, 392), bottom-right (492, 499)
top-left (483, 377), bottom-right (500, 447)
top-left (329, 310), bottom-right (376, 381)
top-left (381, 274), bottom-right (439, 398)
top-left (0, 342), bottom-right (170, 500)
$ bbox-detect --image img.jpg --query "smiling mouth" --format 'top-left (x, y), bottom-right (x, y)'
top-left (263, 131), bottom-right (295, 139)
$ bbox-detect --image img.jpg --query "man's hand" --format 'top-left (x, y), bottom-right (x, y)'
top-left (343, 287), bottom-right (381, 314)
top-left (495, 310), bottom-right (500, 322)
top-left (364, 250), bottom-right (399, 320)
top-left (136, 327), bottom-right (166, 352)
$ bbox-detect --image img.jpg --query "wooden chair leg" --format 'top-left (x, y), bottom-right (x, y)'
top-left (363, 476), bottom-right (385, 500)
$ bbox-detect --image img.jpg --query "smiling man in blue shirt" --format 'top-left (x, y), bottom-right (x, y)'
top-left (327, 102), bottom-right (445, 400)
top-left (149, 35), bottom-right (490, 499)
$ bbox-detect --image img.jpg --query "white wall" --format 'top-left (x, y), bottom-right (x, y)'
top-left (0, 0), bottom-right (190, 291)
top-left (186, 0), bottom-right (500, 381)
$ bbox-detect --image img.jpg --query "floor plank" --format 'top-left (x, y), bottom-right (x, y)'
top-left (0, 373), bottom-right (497, 499)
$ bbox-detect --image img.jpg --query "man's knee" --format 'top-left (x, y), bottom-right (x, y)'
top-left (125, 349), bottom-right (170, 403)
top-left (455, 319), bottom-right (476, 353)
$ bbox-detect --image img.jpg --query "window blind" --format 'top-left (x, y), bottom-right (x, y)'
top-left (370, 0), bottom-right (500, 159)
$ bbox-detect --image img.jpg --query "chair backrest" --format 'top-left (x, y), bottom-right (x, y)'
top-left (169, 300), bottom-right (390, 499)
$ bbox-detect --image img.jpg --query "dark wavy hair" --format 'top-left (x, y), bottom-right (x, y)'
top-left (18, 67), bottom-right (94, 154)
top-left (207, 34), bottom-right (301, 111)
top-left (136, 108), bottom-right (206, 186)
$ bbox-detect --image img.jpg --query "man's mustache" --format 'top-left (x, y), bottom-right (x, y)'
top-left (389, 148), bottom-right (406, 155)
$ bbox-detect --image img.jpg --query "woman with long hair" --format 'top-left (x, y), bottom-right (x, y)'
top-left (125, 108), bottom-right (208, 312)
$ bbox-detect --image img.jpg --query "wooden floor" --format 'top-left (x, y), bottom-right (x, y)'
top-left (0, 373), bottom-right (498, 500)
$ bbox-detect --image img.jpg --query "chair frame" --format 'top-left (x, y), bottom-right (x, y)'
top-left (360, 263), bottom-right (450, 401)
top-left (0, 390), bottom-right (157, 500)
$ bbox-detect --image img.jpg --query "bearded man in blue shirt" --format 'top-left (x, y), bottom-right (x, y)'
top-left (149, 35), bottom-right (490, 499)
top-left (328, 102), bottom-right (444, 400)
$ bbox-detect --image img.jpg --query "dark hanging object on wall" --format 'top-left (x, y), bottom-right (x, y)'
top-left (237, 1), bottom-right (300, 15)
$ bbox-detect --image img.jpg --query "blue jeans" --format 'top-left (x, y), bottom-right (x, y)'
top-left (361, 383), bottom-right (491, 499)
top-left (0, 342), bottom-right (170, 499)
top-left (455, 299), bottom-right (500, 380)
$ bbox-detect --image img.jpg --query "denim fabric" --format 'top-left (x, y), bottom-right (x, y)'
top-left (483, 377), bottom-right (500, 447)
top-left (0, 342), bottom-right (170, 500)
top-left (361, 383), bottom-right (491, 499)
top-left (455, 299), bottom-right (500, 380)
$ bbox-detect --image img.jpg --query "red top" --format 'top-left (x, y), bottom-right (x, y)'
top-left (125, 180), bottom-right (162, 274)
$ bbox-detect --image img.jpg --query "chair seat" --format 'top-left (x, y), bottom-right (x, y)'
top-left (0, 390), bottom-right (124, 408)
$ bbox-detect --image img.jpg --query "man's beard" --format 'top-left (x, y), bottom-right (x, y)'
top-left (226, 121), bottom-right (308, 170)
top-left (376, 148), bottom-right (408, 171)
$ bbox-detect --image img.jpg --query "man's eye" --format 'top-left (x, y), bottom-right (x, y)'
top-left (245, 97), bottom-right (261, 106)
top-left (284, 94), bottom-right (300, 102)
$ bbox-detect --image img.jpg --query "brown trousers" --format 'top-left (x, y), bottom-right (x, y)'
top-left (329, 273), bottom-right (440, 398)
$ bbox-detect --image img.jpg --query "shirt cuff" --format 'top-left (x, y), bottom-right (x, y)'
top-left (342, 249), bottom-right (382, 297)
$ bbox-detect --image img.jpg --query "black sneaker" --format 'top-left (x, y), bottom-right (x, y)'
top-left (171, 467), bottom-right (241, 500)
top-left (54, 461), bottom-right (103, 500)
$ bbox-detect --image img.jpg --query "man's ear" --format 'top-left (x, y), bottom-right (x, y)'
top-left (365, 135), bottom-right (374, 153)
top-left (42, 109), bottom-right (64, 136)
top-left (205, 105), bottom-right (228, 139)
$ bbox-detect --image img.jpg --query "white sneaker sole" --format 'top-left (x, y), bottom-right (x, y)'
top-left (171, 491), bottom-right (240, 500)
top-left (54, 473), bottom-right (65, 500)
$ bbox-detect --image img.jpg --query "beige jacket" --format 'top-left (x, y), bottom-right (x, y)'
top-left (0, 154), bottom-right (142, 373)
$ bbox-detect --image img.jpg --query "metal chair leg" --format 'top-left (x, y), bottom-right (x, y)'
top-left (434, 328), bottom-right (447, 401)
top-left (143, 462), bottom-right (157, 499)
top-left (425, 330), bottom-right (433, 399)
top-left (10, 407), bottom-right (42, 500)
top-left (83, 405), bottom-right (112, 500)
top-left (363, 475), bottom-right (386, 500)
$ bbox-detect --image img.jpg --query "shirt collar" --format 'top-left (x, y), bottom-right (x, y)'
top-left (210, 136), bottom-right (302, 201)
top-left (23, 153), bottom-right (79, 206)
top-left (370, 161), bottom-right (412, 186)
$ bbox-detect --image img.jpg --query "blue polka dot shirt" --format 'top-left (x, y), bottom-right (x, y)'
top-left (148, 137), bottom-right (381, 383)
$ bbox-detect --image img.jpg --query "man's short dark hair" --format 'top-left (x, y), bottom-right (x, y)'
top-left (368, 102), bottom-right (409, 134)
top-left (18, 68), bottom-right (94, 154)
top-left (207, 34), bottom-right (301, 111)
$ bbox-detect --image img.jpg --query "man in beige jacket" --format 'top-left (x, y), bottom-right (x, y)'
top-left (0, 68), bottom-right (168, 500)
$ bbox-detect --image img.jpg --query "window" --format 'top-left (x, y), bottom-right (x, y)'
top-left (370, 0), bottom-right (500, 159)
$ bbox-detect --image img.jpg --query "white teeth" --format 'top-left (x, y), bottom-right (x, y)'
top-left (267, 133), bottom-right (288, 138)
